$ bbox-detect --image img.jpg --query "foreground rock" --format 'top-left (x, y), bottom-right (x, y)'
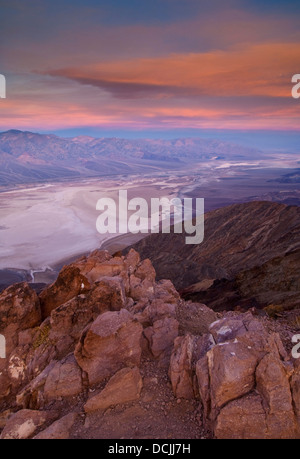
top-left (43, 354), bottom-right (83, 401)
top-left (84, 367), bottom-right (143, 413)
top-left (33, 413), bottom-right (78, 439)
top-left (0, 409), bottom-right (58, 439)
top-left (0, 248), bottom-right (299, 439)
top-left (75, 309), bottom-right (143, 385)
top-left (0, 283), bottom-right (42, 398)
top-left (170, 312), bottom-right (300, 439)
top-left (39, 266), bottom-right (91, 319)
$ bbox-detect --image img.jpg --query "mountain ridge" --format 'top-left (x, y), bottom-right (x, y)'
top-left (125, 200), bottom-right (300, 311)
top-left (0, 129), bottom-right (261, 187)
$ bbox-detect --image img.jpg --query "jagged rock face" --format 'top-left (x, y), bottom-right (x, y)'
top-left (143, 317), bottom-right (179, 368)
top-left (0, 247), bottom-right (299, 439)
top-left (0, 249), bottom-right (184, 435)
top-left (127, 201), bottom-right (300, 311)
top-left (169, 334), bottom-right (202, 400)
top-left (0, 283), bottom-right (41, 331)
top-left (39, 266), bottom-right (91, 319)
top-left (186, 248), bottom-right (300, 311)
top-left (0, 283), bottom-right (41, 398)
top-left (169, 312), bottom-right (300, 439)
top-left (234, 248), bottom-right (300, 310)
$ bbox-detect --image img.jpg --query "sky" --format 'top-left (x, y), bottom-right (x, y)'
top-left (0, 0), bottom-right (300, 138)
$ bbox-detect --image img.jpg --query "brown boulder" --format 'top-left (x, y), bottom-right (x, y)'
top-left (0, 282), bottom-right (41, 332)
top-left (0, 283), bottom-right (41, 375)
top-left (154, 279), bottom-right (180, 304)
top-left (129, 258), bottom-right (156, 301)
top-left (84, 367), bottom-right (143, 413)
top-left (135, 258), bottom-right (156, 282)
top-left (176, 302), bottom-right (217, 335)
top-left (129, 277), bottom-right (155, 302)
top-left (23, 320), bottom-right (58, 383)
top-left (193, 312), bottom-right (300, 438)
top-left (0, 409), bottom-right (58, 439)
top-left (124, 249), bottom-right (140, 274)
top-left (75, 249), bottom-right (112, 272)
top-left (209, 317), bottom-right (247, 343)
top-left (215, 394), bottom-right (267, 439)
top-left (6, 346), bottom-right (29, 389)
top-left (33, 413), bottom-right (78, 439)
top-left (196, 355), bottom-right (211, 421)
top-left (75, 309), bottom-right (142, 385)
top-left (256, 351), bottom-right (297, 438)
top-left (0, 283), bottom-right (41, 399)
top-left (16, 361), bottom-right (57, 409)
top-left (170, 333), bottom-right (215, 401)
top-left (39, 266), bottom-right (91, 319)
top-left (85, 258), bottom-right (126, 283)
top-left (169, 335), bottom-right (195, 399)
top-left (143, 317), bottom-right (179, 367)
top-left (207, 340), bottom-right (258, 414)
top-left (43, 354), bottom-right (83, 401)
top-left (92, 277), bottom-right (126, 310)
top-left (49, 277), bottom-right (126, 349)
top-left (0, 409), bottom-right (12, 429)
top-left (144, 299), bottom-right (177, 323)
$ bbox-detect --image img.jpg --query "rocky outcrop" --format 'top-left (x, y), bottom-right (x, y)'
top-left (0, 283), bottom-right (41, 398)
top-left (39, 266), bottom-right (91, 319)
top-left (169, 333), bottom-right (216, 401)
top-left (170, 312), bottom-right (300, 439)
top-left (0, 282), bottom-right (41, 332)
top-left (143, 318), bottom-right (179, 368)
top-left (0, 247), bottom-right (299, 439)
top-left (0, 249), bottom-right (183, 438)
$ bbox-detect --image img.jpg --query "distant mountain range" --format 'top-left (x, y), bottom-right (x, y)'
top-left (0, 130), bottom-right (260, 187)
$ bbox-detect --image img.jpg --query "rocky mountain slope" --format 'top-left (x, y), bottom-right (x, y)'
top-left (127, 201), bottom-right (300, 311)
top-left (0, 248), bottom-right (299, 439)
top-left (0, 130), bottom-right (259, 187)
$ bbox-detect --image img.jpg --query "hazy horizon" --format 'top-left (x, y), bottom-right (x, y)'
top-left (2, 128), bottom-right (300, 153)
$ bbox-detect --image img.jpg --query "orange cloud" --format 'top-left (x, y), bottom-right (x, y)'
top-left (1, 42), bottom-right (299, 132)
top-left (48, 42), bottom-right (300, 99)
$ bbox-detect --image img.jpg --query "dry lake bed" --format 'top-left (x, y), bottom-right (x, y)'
top-left (1, 155), bottom-right (299, 288)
